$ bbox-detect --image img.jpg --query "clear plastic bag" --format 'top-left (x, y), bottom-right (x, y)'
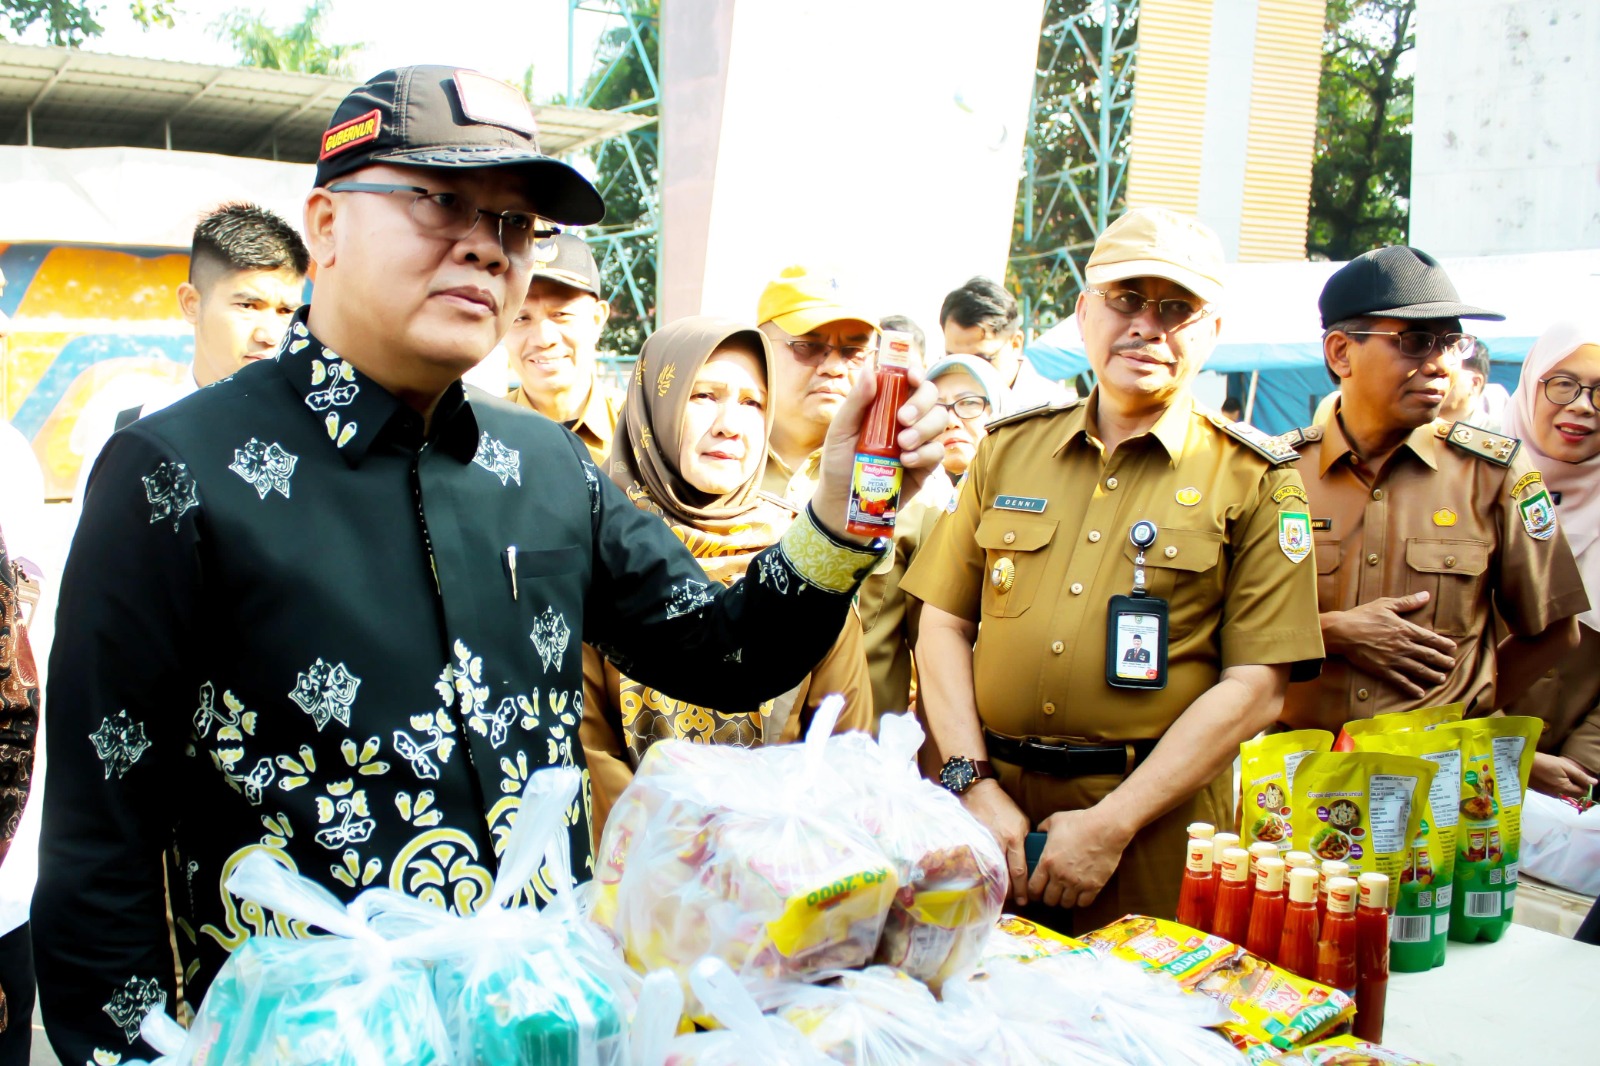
top-left (756, 965), bottom-right (971, 1066)
top-left (591, 699), bottom-right (898, 1000)
top-left (647, 959), bottom-right (832, 1066)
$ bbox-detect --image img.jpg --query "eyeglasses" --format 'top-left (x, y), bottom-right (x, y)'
top-left (326, 182), bottom-right (554, 261)
top-left (934, 395), bottom-right (990, 420)
top-left (785, 339), bottom-right (876, 366)
top-left (1087, 287), bottom-right (1213, 330)
top-left (1341, 330), bottom-right (1475, 361)
top-left (1541, 375), bottom-right (1600, 408)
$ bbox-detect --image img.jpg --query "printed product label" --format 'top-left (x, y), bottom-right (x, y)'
top-left (847, 454), bottom-right (903, 533)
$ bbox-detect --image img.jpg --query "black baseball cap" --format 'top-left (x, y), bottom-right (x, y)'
top-left (1319, 246), bottom-right (1504, 328)
top-left (530, 232), bottom-right (602, 296)
top-left (314, 65), bottom-right (605, 226)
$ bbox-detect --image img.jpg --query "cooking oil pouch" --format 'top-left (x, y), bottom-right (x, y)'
top-left (1239, 731), bottom-right (1334, 848)
top-left (1346, 727), bottom-right (1464, 970)
top-left (1449, 716), bottom-right (1542, 943)
top-left (1332, 703), bottom-right (1464, 751)
top-left (1260, 1034), bottom-right (1432, 1064)
top-left (1289, 753), bottom-right (1437, 889)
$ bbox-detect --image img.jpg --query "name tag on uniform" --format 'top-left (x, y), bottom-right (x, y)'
top-left (994, 494), bottom-right (1047, 513)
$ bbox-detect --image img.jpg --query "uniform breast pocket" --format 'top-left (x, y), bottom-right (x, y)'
top-left (1315, 537), bottom-right (1343, 610)
top-left (1122, 527), bottom-right (1224, 613)
top-left (975, 512), bottom-right (1057, 618)
top-left (1404, 539), bottom-right (1489, 637)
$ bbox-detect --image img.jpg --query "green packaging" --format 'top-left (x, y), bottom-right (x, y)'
top-left (1448, 716), bottom-right (1542, 943)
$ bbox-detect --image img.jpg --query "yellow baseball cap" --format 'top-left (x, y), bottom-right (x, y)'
top-left (1085, 207), bottom-right (1226, 304)
top-left (756, 265), bottom-right (877, 336)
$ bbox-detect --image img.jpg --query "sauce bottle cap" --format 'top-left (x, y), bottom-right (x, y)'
top-left (1186, 838), bottom-right (1216, 873)
top-left (1213, 832), bottom-right (1241, 852)
top-left (1326, 876), bottom-right (1359, 914)
top-left (1358, 872), bottom-right (1390, 909)
top-left (1255, 856), bottom-right (1287, 892)
top-left (1187, 822), bottom-right (1216, 840)
top-left (1288, 866), bottom-right (1320, 903)
top-left (1284, 850), bottom-right (1316, 869)
top-left (1320, 859), bottom-right (1351, 881)
top-left (1221, 847), bottom-right (1252, 882)
top-left (878, 330), bottom-right (913, 369)
top-left (1249, 841), bottom-right (1279, 859)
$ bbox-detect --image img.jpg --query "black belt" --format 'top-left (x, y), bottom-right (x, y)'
top-left (984, 730), bottom-right (1158, 778)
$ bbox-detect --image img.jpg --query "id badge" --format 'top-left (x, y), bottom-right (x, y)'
top-left (1106, 593), bottom-right (1168, 690)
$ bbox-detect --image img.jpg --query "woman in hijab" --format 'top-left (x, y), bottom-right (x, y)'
top-left (579, 316), bottom-right (873, 838)
top-left (1501, 320), bottom-right (1600, 798)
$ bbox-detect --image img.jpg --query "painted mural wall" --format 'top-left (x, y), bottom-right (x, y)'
top-left (2, 242), bottom-right (193, 500)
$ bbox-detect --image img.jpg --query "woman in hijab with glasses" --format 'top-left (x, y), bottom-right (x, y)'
top-left (1502, 319), bottom-right (1600, 798)
top-left (579, 317), bottom-right (872, 839)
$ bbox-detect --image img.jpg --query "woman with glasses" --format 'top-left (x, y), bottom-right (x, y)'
top-left (1501, 320), bottom-right (1600, 798)
top-left (578, 317), bottom-right (873, 841)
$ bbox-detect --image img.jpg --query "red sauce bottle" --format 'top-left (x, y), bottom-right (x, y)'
top-left (1278, 866), bottom-right (1321, 979)
top-left (1211, 832), bottom-right (1240, 910)
top-left (1212, 847), bottom-right (1254, 944)
top-left (1317, 859), bottom-right (1350, 928)
top-left (1354, 872), bottom-right (1391, 1042)
top-left (845, 331), bottom-right (913, 538)
top-left (1245, 857), bottom-right (1288, 963)
top-left (1248, 841), bottom-right (1279, 880)
top-left (1315, 876), bottom-right (1360, 995)
top-left (1176, 838), bottom-right (1218, 932)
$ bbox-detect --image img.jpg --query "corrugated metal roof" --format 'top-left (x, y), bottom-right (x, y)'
top-left (0, 41), bottom-right (648, 163)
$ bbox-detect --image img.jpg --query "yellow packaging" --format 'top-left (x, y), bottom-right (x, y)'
top-left (1260, 1034), bottom-right (1432, 1064)
top-left (1332, 703), bottom-right (1464, 751)
top-left (1288, 753), bottom-right (1437, 887)
top-left (1448, 716), bottom-right (1542, 943)
top-left (978, 914), bottom-right (1090, 965)
top-left (1239, 730), bottom-right (1334, 848)
top-left (1079, 916), bottom-right (1354, 1050)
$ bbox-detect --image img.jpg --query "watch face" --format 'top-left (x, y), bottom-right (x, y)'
top-left (940, 757), bottom-right (976, 794)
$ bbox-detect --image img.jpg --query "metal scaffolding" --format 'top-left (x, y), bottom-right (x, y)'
top-left (1009, 0), bottom-right (1140, 339)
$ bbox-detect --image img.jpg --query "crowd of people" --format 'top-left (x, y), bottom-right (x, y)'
top-left (0, 63), bottom-right (1596, 1063)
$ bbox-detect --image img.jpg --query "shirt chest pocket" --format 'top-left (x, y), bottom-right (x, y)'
top-left (975, 512), bottom-right (1057, 618)
top-left (1315, 537), bottom-right (1343, 609)
top-left (1121, 527), bottom-right (1225, 611)
top-left (1404, 539), bottom-right (1490, 637)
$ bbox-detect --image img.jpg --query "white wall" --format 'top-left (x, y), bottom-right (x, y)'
top-left (661, 0), bottom-right (1046, 345)
top-left (1411, 0), bottom-right (1600, 256)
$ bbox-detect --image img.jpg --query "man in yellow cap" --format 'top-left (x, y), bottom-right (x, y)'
top-left (903, 207), bottom-right (1324, 931)
top-left (757, 266), bottom-right (879, 504)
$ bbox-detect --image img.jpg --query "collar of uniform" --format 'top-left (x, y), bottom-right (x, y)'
top-left (1054, 387), bottom-right (1193, 464)
top-left (1315, 398), bottom-right (1440, 477)
top-left (508, 372), bottom-right (617, 447)
top-left (276, 308), bottom-right (479, 467)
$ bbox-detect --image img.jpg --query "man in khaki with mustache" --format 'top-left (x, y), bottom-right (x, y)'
top-left (904, 208), bottom-right (1324, 931)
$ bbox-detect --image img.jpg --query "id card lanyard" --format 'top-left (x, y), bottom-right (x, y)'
top-left (1106, 519), bottom-right (1169, 690)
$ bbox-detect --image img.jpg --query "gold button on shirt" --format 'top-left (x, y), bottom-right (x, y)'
top-left (1280, 408), bottom-right (1590, 732)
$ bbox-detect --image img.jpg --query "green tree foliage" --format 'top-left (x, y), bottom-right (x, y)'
top-left (215, 1), bottom-right (363, 77)
top-left (1307, 0), bottom-right (1416, 260)
top-left (3, 0), bottom-right (173, 47)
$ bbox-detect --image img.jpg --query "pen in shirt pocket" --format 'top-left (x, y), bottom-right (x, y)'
top-left (505, 545), bottom-right (518, 601)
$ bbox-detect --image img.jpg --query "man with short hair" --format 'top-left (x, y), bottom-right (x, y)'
top-left (757, 265), bottom-right (879, 504)
top-left (940, 276), bottom-right (1066, 409)
top-left (34, 66), bottom-right (945, 1064)
top-left (503, 231), bottom-right (622, 465)
top-left (1279, 246), bottom-right (1585, 730)
top-left (905, 207), bottom-right (1324, 930)
top-left (1438, 338), bottom-right (1490, 425)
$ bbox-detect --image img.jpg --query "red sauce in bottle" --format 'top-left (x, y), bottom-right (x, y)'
top-left (845, 331), bottom-right (912, 538)
top-left (1245, 857), bottom-right (1288, 963)
top-left (1212, 847), bottom-right (1254, 944)
top-left (1176, 838), bottom-right (1218, 932)
top-left (1315, 876), bottom-right (1360, 995)
top-left (1354, 872), bottom-right (1391, 1043)
top-left (1278, 866), bottom-right (1321, 979)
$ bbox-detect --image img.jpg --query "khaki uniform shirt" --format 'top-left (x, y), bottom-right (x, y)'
top-left (901, 392), bottom-right (1324, 928)
top-left (507, 371), bottom-right (623, 468)
top-left (761, 447), bottom-right (824, 506)
top-left (1279, 406), bottom-right (1589, 731)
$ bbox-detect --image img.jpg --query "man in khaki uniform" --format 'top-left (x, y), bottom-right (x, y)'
top-left (1279, 247), bottom-right (1586, 730)
top-left (756, 266), bottom-right (878, 504)
top-left (504, 232), bottom-right (622, 465)
top-left (903, 208), bottom-right (1324, 931)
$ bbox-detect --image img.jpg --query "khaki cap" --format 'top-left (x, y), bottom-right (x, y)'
top-left (1085, 207), bottom-right (1226, 304)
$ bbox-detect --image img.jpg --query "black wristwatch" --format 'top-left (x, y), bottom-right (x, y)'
top-left (939, 755), bottom-right (995, 796)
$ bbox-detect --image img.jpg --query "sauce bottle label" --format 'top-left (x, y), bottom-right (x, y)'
top-left (847, 453), bottom-right (903, 535)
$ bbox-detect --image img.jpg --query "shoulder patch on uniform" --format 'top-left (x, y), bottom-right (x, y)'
top-left (1444, 421), bottom-right (1520, 467)
top-left (984, 397), bottom-right (1084, 432)
top-left (1215, 418), bottom-right (1301, 465)
top-left (1510, 470), bottom-right (1542, 498)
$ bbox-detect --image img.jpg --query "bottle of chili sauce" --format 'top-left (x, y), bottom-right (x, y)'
top-left (1315, 876), bottom-right (1360, 996)
top-left (1245, 857), bottom-right (1288, 963)
top-left (1278, 866), bottom-right (1321, 979)
top-left (1176, 838), bottom-right (1218, 932)
top-left (1248, 841), bottom-right (1280, 880)
top-left (1317, 859), bottom-right (1351, 927)
top-left (1212, 847), bottom-right (1254, 944)
top-left (1212, 832), bottom-right (1241, 907)
top-left (845, 331), bottom-right (913, 538)
top-left (1354, 872), bottom-right (1391, 1042)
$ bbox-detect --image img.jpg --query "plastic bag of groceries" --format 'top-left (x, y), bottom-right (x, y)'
top-left (364, 766), bottom-right (637, 1066)
top-left (591, 699), bottom-right (898, 1000)
top-left (122, 1007), bottom-right (190, 1065)
top-left (631, 959), bottom-right (831, 1066)
top-left (755, 965), bottom-right (970, 1065)
top-left (178, 852), bottom-right (451, 1065)
top-left (821, 714), bottom-right (1007, 988)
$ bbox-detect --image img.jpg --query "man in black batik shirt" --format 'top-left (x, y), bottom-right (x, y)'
top-left (33, 66), bottom-right (947, 1064)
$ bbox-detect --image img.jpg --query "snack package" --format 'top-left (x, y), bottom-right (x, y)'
top-left (1447, 716), bottom-right (1542, 943)
top-left (179, 853), bottom-right (451, 1066)
top-left (824, 714), bottom-right (1007, 987)
top-left (1288, 753), bottom-right (1437, 890)
top-left (1345, 727), bottom-right (1463, 969)
top-left (1077, 916), bottom-right (1353, 1050)
top-left (1332, 704), bottom-right (1464, 751)
top-left (760, 965), bottom-right (970, 1066)
top-left (977, 914), bottom-right (1091, 965)
top-left (1239, 731), bottom-right (1334, 848)
top-left (592, 702), bottom-right (898, 1002)
top-left (1260, 1034), bottom-right (1432, 1064)
top-left (649, 958), bottom-right (832, 1066)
